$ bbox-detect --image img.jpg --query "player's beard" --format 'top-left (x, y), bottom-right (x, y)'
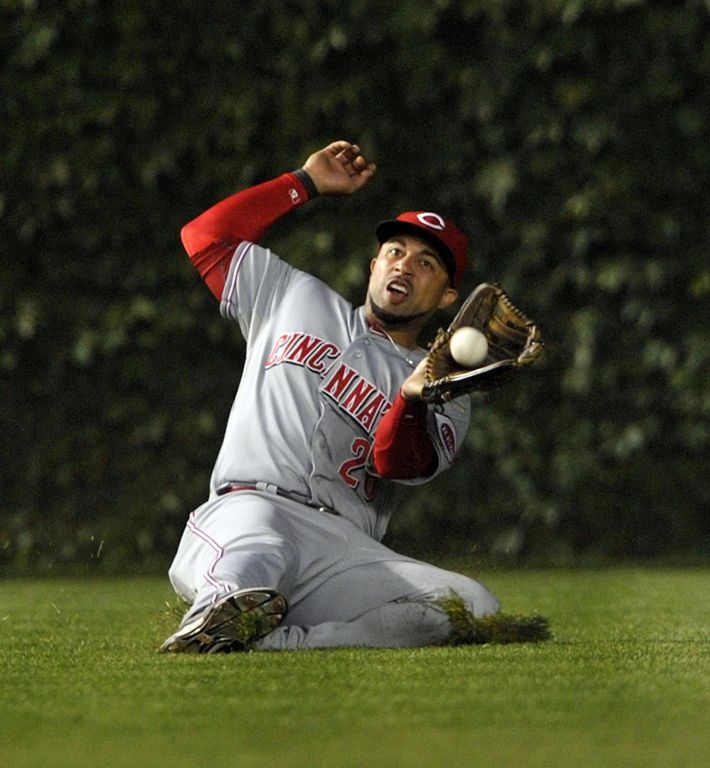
top-left (367, 295), bottom-right (429, 328)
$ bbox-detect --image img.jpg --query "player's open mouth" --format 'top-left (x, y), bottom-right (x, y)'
top-left (386, 279), bottom-right (410, 302)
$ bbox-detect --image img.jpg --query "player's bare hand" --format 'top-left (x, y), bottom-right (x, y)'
top-left (400, 358), bottom-right (428, 401)
top-left (302, 140), bottom-right (377, 197)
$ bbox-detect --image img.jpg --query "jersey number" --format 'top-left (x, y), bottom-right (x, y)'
top-left (339, 438), bottom-right (378, 501)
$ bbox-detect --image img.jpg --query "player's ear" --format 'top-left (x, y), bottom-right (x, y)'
top-left (438, 287), bottom-right (458, 310)
top-left (370, 256), bottom-right (377, 273)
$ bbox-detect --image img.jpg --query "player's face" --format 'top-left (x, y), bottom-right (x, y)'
top-left (365, 235), bottom-right (458, 339)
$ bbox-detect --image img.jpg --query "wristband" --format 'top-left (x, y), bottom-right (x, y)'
top-left (292, 168), bottom-right (319, 199)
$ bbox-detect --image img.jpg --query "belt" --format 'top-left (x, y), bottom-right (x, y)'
top-left (215, 481), bottom-right (339, 516)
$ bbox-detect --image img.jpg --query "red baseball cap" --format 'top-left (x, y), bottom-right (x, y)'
top-left (375, 211), bottom-right (469, 287)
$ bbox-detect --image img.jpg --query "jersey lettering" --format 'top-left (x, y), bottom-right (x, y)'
top-left (322, 362), bottom-right (358, 400)
top-left (340, 378), bottom-right (376, 415)
top-left (356, 392), bottom-right (388, 432)
top-left (322, 363), bottom-right (391, 436)
top-left (284, 333), bottom-right (323, 365)
top-left (264, 333), bottom-right (294, 368)
top-left (265, 333), bottom-right (393, 438)
top-left (265, 332), bottom-right (339, 372)
top-left (306, 342), bottom-right (339, 373)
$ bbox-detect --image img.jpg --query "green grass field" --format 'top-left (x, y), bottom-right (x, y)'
top-left (1, 567), bottom-right (708, 768)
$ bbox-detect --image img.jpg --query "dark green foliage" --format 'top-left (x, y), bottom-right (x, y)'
top-left (1, 0), bottom-right (708, 572)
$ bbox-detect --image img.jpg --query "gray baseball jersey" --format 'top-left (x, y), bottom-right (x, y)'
top-left (210, 240), bottom-right (471, 541)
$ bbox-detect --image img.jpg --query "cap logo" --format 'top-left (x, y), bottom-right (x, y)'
top-left (416, 212), bottom-right (446, 232)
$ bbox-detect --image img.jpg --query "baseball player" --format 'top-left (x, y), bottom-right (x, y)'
top-left (160, 140), bottom-right (500, 652)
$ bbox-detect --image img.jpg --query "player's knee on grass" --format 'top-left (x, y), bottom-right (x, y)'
top-left (433, 581), bottom-right (501, 619)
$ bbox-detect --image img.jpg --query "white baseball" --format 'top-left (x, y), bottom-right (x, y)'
top-left (449, 327), bottom-right (488, 367)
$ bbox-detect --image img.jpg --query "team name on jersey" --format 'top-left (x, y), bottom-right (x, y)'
top-left (264, 331), bottom-right (391, 436)
top-left (265, 331), bottom-right (340, 373)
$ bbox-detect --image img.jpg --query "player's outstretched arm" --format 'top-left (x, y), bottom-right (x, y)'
top-left (180, 140), bottom-right (374, 300)
top-left (302, 140), bottom-right (376, 197)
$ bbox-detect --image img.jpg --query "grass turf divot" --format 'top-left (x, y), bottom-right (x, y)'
top-left (436, 591), bottom-right (552, 644)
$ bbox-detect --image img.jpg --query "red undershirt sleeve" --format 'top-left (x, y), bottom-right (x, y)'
top-left (180, 171), bottom-right (314, 299)
top-left (372, 391), bottom-right (437, 480)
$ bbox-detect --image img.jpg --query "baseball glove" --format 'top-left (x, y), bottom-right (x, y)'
top-left (421, 283), bottom-right (543, 403)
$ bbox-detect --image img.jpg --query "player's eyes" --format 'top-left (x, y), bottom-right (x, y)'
top-left (385, 247), bottom-right (438, 272)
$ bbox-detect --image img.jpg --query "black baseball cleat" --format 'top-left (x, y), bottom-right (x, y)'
top-left (159, 587), bottom-right (288, 653)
